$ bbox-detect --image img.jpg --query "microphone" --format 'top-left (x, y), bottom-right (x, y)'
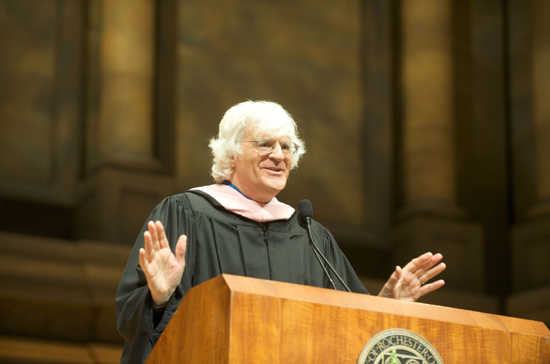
top-left (298, 200), bottom-right (351, 292)
top-left (297, 199), bottom-right (313, 227)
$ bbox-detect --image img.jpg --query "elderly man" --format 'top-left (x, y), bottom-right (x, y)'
top-left (116, 101), bottom-right (445, 364)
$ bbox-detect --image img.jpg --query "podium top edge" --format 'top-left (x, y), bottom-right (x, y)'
top-left (211, 274), bottom-right (550, 337)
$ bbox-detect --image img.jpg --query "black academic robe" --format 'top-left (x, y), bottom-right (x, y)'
top-left (115, 190), bottom-right (369, 364)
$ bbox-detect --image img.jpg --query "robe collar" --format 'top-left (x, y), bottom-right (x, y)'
top-left (191, 184), bottom-right (295, 222)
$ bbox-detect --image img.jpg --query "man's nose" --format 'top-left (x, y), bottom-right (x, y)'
top-left (269, 143), bottom-right (285, 161)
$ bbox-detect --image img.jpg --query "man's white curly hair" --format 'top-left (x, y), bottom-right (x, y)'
top-left (209, 100), bottom-right (306, 183)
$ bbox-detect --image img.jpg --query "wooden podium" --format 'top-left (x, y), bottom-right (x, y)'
top-left (146, 274), bottom-right (550, 363)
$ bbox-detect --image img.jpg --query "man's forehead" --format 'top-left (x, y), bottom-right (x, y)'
top-left (245, 128), bottom-right (291, 141)
top-left (256, 134), bottom-right (291, 141)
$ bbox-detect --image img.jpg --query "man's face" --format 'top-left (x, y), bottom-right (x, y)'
top-left (230, 128), bottom-right (292, 203)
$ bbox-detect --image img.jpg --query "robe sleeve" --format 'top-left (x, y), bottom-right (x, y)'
top-left (115, 194), bottom-right (196, 364)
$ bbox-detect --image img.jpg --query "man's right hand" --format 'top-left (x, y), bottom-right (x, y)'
top-left (138, 220), bottom-right (187, 306)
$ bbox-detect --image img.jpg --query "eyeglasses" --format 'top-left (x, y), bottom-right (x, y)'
top-left (242, 139), bottom-right (300, 156)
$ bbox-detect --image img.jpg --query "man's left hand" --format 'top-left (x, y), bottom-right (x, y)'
top-left (378, 252), bottom-right (446, 301)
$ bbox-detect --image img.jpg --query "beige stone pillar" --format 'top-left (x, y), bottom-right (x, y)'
top-left (393, 0), bottom-right (483, 293)
top-left (86, 0), bottom-right (158, 170)
top-left (76, 0), bottom-right (175, 244)
top-left (531, 1), bottom-right (550, 214)
top-left (512, 2), bottom-right (550, 292)
top-left (400, 0), bottom-right (460, 217)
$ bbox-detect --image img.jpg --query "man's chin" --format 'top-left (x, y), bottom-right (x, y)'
top-left (262, 179), bottom-right (287, 194)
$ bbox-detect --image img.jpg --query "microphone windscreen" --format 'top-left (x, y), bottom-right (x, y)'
top-left (298, 199), bottom-right (313, 228)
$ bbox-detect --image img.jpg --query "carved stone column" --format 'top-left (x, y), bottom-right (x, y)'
top-left (75, 0), bottom-right (175, 244)
top-left (530, 1), bottom-right (550, 216)
top-left (511, 1), bottom-right (550, 291)
top-left (400, 0), bottom-right (459, 217)
top-left (86, 0), bottom-right (158, 171)
top-left (393, 0), bottom-right (484, 292)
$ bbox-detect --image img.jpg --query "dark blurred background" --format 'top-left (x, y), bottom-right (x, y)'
top-left (1, 0), bottom-right (549, 362)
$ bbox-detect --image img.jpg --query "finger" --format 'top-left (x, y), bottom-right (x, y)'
top-left (148, 221), bottom-right (161, 251)
top-left (403, 252), bottom-right (434, 275)
top-left (422, 262), bottom-right (447, 282)
top-left (412, 253), bottom-right (444, 278)
top-left (386, 266), bottom-right (402, 287)
top-left (155, 221), bottom-right (168, 249)
top-left (417, 254), bottom-right (445, 283)
top-left (143, 230), bottom-right (154, 262)
top-left (395, 265), bottom-right (403, 280)
top-left (139, 247), bottom-right (149, 272)
top-left (423, 253), bottom-right (444, 271)
top-left (419, 279), bottom-right (445, 297)
top-left (175, 235), bottom-right (187, 267)
top-left (378, 266), bottom-right (402, 298)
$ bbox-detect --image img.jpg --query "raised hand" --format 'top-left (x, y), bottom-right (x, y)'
top-left (378, 252), bottom-right (446, 302)
top-left (138, 221), bottom-right (187, 306)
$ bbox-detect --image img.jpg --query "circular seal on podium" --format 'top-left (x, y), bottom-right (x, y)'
top-left (357, 328), bottom-right (444, 364)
